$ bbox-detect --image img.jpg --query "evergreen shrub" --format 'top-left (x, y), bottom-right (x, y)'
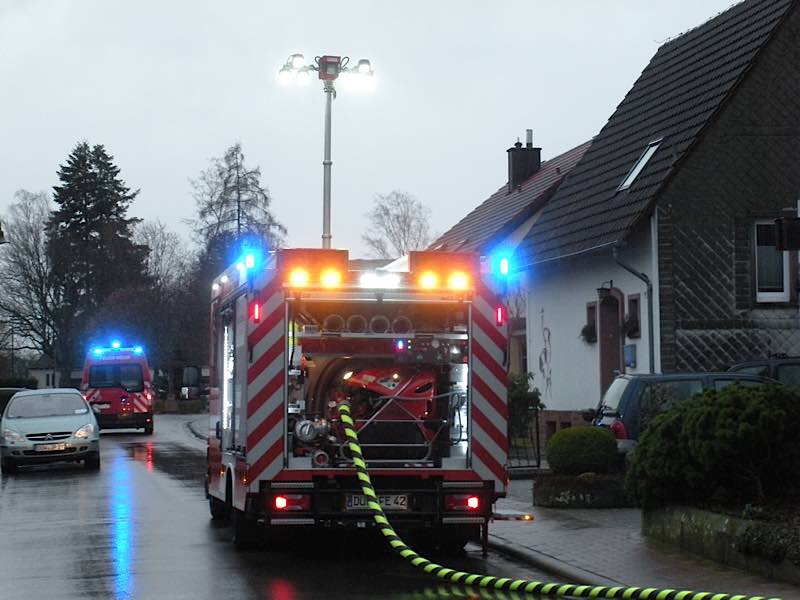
top-left (546, 426), bottom-right (618, 475)
top-left (627, 384), bottom-right (800, 507)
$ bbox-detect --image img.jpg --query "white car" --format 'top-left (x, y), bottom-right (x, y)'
top-left (0, 388), bottom-right (101, 474)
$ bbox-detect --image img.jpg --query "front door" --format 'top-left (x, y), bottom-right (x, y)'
top-left (599, 295), bottom-right (622, 394)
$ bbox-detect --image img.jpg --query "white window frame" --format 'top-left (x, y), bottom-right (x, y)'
top-left (754, 219), bottom-right (790, 303)
top-left (618, 139), bottom-right (662, 191)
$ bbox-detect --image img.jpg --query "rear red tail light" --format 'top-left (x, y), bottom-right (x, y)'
top-left (445, 494), bottom-right (481, 511)
top-left (610, 419), bottom-right (628, 440)
top-left (272, 494), bottom-right (311, 512)
top-left (495, 306), bottom-right (506, 326)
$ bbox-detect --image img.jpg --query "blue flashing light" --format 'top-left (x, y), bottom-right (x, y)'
top-left (499, 257), bottom-right (510, 276)
top-left (395, 339), bottom-right (405, 352)
top-left (111, 340), bottom-right (121, 349)
top-left (245, 253), bottom-right (256, 269)
top-left (93, 347), bottom-right (104, 356)
top-left (133, 346), bottom-right (144, 355)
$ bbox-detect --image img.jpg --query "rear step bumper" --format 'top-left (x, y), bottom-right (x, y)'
top-left (97, 412), bottom-right (152, 429)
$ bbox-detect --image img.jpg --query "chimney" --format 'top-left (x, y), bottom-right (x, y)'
top-left (507, 129), bottom-right (542, 192)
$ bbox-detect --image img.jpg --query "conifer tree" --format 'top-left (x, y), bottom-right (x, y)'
top-left (47, 142), bottom-right (148, 382)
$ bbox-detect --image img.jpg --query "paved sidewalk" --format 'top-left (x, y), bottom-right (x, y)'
top-left (489, 480), bottom-right (799, 598)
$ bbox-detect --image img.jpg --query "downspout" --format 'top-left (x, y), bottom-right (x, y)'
top-left (612, 246), bottom-right (655, 373)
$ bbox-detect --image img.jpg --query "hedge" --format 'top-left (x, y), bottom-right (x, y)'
top-left (627, 384), bottom-right (800, 507)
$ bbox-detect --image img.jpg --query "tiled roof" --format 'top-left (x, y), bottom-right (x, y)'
top-left (520, 0), bottom-right (796, 265)
top-left (430, 141), bottom-right (590, 254)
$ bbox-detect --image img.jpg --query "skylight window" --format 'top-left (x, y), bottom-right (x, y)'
top-left (618, 139), bottom-right (662, 191)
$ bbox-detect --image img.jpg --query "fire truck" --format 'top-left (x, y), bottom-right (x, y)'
top-left (205, 248), bottom-right (509, 550)
top-left (81, 343), bottom-right (155, 434)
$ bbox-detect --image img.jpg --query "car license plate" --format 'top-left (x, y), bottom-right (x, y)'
top-left (346, 494), bottom-right (409, 511)
top-left (36, 443), bottom-right (66, 452)
top-left (92, 403), bottom-right (110, 411)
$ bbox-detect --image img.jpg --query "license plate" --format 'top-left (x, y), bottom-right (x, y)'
top-left (93, 403), bottom-right (110, 411)
top-left (346, 494), bottom-right (409, 511)
top-left (36, 443), bottom-right (66, 452)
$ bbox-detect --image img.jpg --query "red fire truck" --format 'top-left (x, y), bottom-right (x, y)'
top-left (81, 343), bottom-right (155, 434)
top-left (205, 248), bottom-right (509, 550)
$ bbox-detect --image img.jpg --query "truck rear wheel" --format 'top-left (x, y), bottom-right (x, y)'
top-left (209, 496), bottom-right (229, 521)
top-left (437, 524), bottom-right (478, 553)
top-left (231, 508), bottom-right (259, 550)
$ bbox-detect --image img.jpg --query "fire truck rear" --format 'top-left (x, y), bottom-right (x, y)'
top-left (205, 248), bottom-right (509, 550)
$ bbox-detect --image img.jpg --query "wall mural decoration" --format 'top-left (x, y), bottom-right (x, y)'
top-left (538, 308), bottom-right (552, 402)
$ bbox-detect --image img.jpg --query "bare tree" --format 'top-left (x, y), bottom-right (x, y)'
top-left (362, 191), bottom-right (432, 259)
top-left (190, 143), bottom-right (286, 250)
top-left (0, 190), bottom-right (57, 357)
top-left (133, 220), bottom-right (192, 295)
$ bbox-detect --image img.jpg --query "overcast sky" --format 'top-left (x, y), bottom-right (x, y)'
top-left (0, 0), bottom-right (736, 257)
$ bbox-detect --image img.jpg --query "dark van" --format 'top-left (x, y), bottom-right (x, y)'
top-left (594, 372), bottom-right (774, 452)
top-left (728, 356), bottom-right (800, 387)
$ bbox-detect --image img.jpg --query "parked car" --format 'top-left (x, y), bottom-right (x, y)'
top-left (0, 388), bottom-right (101, 474)
top-left (593, 372), bottom-right (775, 453)
top-left (728, 356), bottom-right (800, 387)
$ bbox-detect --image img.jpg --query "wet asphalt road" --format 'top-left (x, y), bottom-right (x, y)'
top-left (0, 415), bottom-right (555, 600)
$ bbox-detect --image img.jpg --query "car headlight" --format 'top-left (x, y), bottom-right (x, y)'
top-left (74, 424), bottom-right (95, 439)
top-left (2, 428), bottom-right (24, 443)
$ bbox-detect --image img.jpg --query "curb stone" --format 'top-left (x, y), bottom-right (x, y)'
top-left (186, 418), bottom-right (208, 442)
top-left (487, 533), bottom-right (624, 588)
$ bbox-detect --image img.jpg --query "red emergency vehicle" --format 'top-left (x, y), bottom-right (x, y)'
top-left (81, 343), bottom-right (155, 434)
top-left (206, 248), bottom-right (509, 551)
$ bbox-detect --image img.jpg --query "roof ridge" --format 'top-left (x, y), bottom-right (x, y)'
top-left (519, 0), bottom-right (796, 265)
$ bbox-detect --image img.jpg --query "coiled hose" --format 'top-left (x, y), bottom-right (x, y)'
top-left (337, 401), bottom-right (780, 600)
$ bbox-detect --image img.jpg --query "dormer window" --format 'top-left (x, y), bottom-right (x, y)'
top-left (618, 139), bottom-right (662, 191)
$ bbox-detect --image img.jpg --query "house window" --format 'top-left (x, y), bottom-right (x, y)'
top-left (626, 294), bottom-right (641, 338)
top-left (45, 373), bottom-right (50, 387)
top-left (618, 139), bottom-right (662, 191)
top-left (755, 220), bottom-right (789, 303)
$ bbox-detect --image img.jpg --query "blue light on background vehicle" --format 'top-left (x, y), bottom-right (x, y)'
top-left (245, 252), bottom-right (256, 269)
top-left (90, 342), bottom-right (145, 356)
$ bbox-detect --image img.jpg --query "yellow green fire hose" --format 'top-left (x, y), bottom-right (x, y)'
top-left (337, 402), bottom-right (780, 600)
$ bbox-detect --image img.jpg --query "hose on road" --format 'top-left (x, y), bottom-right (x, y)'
top-left (337, 401), bottom-right (780, 600)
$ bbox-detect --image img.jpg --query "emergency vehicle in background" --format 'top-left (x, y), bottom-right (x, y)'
top-left (206, 247), bottom-right (509, 551)
top-left (81, 343), bottom-right (155, 434)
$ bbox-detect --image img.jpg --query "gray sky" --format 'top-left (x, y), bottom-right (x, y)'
top-left (0, 0), bottom-right (735, 257)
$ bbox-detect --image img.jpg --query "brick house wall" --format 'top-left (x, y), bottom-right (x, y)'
top-left (657, 7), bottom-right (800, 371)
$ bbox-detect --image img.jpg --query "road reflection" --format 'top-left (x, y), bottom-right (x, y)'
top-left (109, 452), bottom-right (134, 599)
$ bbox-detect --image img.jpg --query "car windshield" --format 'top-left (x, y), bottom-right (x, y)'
top-left (599, 378), bottom-right (629, 412)
top-left (89, 364), bottom-right (144, 392)
top-left (6, 393), bottom-right (88, 418)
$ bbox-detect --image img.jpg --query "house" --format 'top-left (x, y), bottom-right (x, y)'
top-left (430, 132), bottom-right (590, 373)
top-left (28, 355), bottom-right (82, 389)
top-left (517, 0), bottom-right (800, 433)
